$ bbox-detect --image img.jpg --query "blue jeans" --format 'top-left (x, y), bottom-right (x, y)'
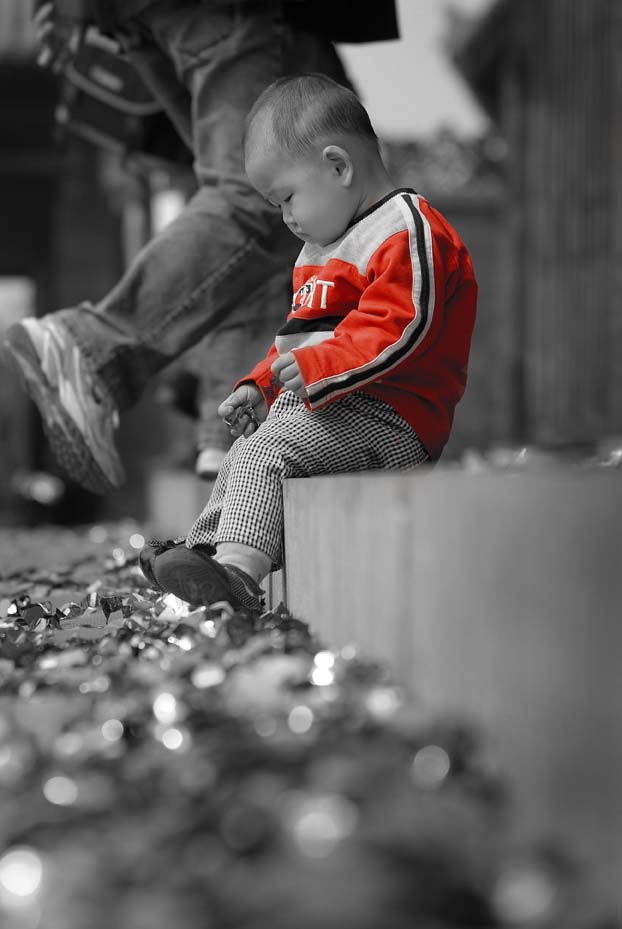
top-left (57, 0), bottom-right (353, 415)
top-left (192, 267), bottom-right (292, 449)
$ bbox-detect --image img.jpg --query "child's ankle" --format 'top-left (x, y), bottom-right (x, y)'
top-left (214, 542), bottom-right (271, 584)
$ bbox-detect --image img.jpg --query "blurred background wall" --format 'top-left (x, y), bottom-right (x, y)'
top-left (0, 0), bottom-right (619, 526)
top-left (454, 0), bottom-right (622, 449)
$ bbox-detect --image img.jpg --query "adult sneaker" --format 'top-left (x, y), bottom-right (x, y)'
top-left (4, 316), bottom-right (125, 494)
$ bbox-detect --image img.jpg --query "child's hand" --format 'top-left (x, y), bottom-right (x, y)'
top-left (270, 352), bottom-right (308, 398)
top-left (218, 384), bottom-right (267, 438)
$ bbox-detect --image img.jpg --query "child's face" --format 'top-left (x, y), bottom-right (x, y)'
top-left (246, 144), bottom-right (356, 247)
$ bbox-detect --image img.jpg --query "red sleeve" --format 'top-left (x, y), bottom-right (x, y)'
top-left (233, 340), bottom-right (284, 409)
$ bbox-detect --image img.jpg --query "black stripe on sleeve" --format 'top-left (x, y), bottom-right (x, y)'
top-left (277, 316), bottom-right (343, 336)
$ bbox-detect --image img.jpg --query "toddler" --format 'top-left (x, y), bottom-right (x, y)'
top-left (140, 74), bottom-right (477, 613)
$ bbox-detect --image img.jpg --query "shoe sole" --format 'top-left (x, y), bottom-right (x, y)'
top-left (4, 325), bottom-right (116, 495)
top-left (152, 547), bottom-right (244, 609)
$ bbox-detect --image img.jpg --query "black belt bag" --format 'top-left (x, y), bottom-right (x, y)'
top-left (55, 26), bottom-right (193, 171)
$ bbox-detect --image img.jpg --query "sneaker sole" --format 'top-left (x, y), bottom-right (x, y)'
top-left (4, 325), bottom-right (117, 495)
top-left (152, 547), bottom-right (244, 609)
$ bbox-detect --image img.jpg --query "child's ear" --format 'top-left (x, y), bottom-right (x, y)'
top-left (321, 145), bottom-right (353, 186)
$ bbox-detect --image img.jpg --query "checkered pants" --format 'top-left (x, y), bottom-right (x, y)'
top-left (186, 390), bottom-right (429, 567)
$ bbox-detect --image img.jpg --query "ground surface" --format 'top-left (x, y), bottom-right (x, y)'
top-left (0, 524), bottom-right (610, 929)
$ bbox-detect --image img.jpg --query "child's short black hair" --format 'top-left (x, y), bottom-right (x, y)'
top-left (244, 73), bottom-right (379, 159)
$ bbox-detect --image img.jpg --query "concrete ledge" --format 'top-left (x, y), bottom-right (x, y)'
top-left (145, 464), bottom-right (622, 908)
top-left (281, 467), bottom-right (622, 911)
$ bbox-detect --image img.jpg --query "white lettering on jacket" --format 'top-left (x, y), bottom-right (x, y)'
top-left (315, 279), bottom-right (334, 309)
top-left (294, 276), bottom-right (334, 310)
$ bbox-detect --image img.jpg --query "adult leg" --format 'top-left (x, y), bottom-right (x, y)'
top-left (5, 0), bottom-right (353, 492)
top-left (131, 2), bottom-right (353, 477)
top-left (194, 268), bottom-right (291, 478)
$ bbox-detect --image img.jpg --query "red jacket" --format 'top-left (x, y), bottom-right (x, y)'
top-left (241, 188), bottom-right (477, 460)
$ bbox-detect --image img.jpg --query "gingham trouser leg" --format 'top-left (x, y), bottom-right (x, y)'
top-left (185, 390), bottom-right (429, 567)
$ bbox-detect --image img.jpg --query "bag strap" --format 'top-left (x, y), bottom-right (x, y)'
top-left (51, 0), bottom-right (120, 34)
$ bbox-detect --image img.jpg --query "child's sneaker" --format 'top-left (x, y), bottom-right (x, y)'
top-left (139, 539), bottom-right (264, 614)
top-left (4, 316), bottom-right (125, 494)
